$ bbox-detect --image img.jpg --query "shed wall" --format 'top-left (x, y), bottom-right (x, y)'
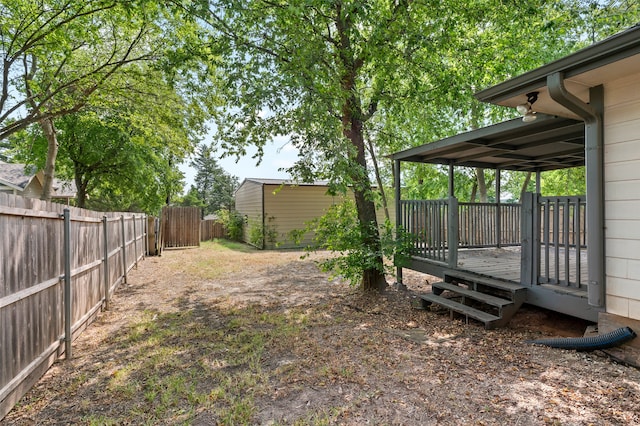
top-left (234, 180), bottom-right (264, 246)
top-left (263, 184), bottom-right (348, 249)
top-left (604, 72), bottom-right (640, 321)
top-left (263, 184), bottom-right (395, 249)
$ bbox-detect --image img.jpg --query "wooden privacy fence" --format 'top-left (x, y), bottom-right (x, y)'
top-left (161, 206), bottom-right (201, 248)
top-left (0, 193), bottom-right (146, 419)
top-left (201, 219), bottom-right (225, 241)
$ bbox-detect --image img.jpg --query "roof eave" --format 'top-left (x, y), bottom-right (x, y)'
top-left (475, 24), bottom-right (640, 104)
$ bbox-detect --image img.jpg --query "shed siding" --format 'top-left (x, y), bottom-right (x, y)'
top-left (263, 184), bottom-right (348, 249)
top-left (262, 184), bottom-right (395, 249)
top-left (604, 72), bottom-right (640, 320)
top-left (234, 180), bottom-right (264, 246)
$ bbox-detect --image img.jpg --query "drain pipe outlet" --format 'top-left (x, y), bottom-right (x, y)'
top-left (547, 72), bottom-right (605, 308)
top-left (527, 326), bottom-right (636, 351)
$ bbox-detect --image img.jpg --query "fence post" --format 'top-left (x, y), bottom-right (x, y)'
top-left (143, 215), bottom-right (147, 259)
top-left (103, 216), bottom-right (110, 310)
top-left (121, 215), bottom-right (128, 285)
top-left (133, 215), bottom-right (138, 269)
top-left (447, 197), bottom-right (458, 268)
top-left (63, 208), bottom-right (72, 360)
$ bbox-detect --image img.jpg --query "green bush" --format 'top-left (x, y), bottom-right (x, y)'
top-left (217, 209), bottom-right (244, 241)
top-left (305, 201), bottom-right (412, 286)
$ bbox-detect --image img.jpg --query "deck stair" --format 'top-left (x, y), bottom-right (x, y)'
top-left (418, 270), bottom-right (527, 329)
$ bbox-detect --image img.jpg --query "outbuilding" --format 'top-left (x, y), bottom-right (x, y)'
top-left (235, 178), bottom-right (392, 249)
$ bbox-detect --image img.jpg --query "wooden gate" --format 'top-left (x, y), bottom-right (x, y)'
top-left (161, 206), bottom-right (201, 248)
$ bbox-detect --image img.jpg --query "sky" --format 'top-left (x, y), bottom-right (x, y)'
top-left (178, 134), bottom-right (299, 191)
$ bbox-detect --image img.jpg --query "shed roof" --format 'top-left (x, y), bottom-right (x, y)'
top-left (241, 178), bottom-right (331, 187)
top-left (391, 114), bottom-right (584, 172)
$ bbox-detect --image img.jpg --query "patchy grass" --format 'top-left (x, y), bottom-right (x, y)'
top-left (67, 303), bottom-right (334, 425)
top-left (5, 243), bottom-right (640, 425)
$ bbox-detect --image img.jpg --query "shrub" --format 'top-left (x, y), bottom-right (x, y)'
top-left (217, 209), bottom-right (244, 241)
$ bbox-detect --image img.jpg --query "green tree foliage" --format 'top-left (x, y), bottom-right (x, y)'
top-left (190, 144), bottom-right (239, 216)
top-left (0, 0), bottom-right (214, 200)
top-left (12, 63), bottom-right (207, 214)
top-left (216, 208), bottom-right (244, 241)
top-left (303, 200), bottom-right (412, 287)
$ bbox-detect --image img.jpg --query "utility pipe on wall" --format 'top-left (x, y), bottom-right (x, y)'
top-left (547, 72), bottom-right (604, 308)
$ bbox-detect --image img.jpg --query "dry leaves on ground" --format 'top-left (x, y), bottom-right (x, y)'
top-left (2, 241), bottom-right (640, 425)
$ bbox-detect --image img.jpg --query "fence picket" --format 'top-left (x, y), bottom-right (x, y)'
top-left (0, 194), bottom-right (148, 419)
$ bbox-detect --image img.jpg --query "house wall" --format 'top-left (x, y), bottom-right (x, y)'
top-left (234, 180), bottom-right (264, 247)
top-left (603, 72), bottom-right (640, 321)
top-left (22, 180), bottom-right (43, 199)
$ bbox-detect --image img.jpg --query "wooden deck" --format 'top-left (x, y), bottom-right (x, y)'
top-left (408, 245), bottom-right (597, 321)
top-left (455, 246), bottom-right (588, 287)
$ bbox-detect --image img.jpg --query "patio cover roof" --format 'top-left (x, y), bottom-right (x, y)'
top-left (391, 114), bottom-right (584, 172)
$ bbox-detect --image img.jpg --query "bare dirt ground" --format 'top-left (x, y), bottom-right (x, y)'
top-left (3, 241), bottom-right (640, 425)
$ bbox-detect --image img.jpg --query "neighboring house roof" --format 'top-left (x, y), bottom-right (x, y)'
top-left (0, 161), bottom-right (77, 199)
top-left (0, 161), bottom-right (38, 191)
top-left (475, 24), bottom-right (640, 117)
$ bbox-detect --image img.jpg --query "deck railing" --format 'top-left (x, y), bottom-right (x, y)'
top-left (458, 202), bottom-right (521, 248)
top-left (521, 193), bottom-right (587, 288)
top-left (400, 198), bottom-right (520, 266)
top-left (400, 199), bottom-right (456, 265)
top-left (539, 195), bottom-right (587, 287)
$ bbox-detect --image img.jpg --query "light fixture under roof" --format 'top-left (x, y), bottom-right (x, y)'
top-left (517, 92), bottom-right (539, 122)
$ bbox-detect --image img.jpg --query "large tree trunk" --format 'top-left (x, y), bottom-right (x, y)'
top-left (520, 172), bottom-right (532, 201)
top-left (476, 167), bottom-right (488, 203)
top-left (343, 103), bottom-right (387, 293)
top-left (367, 135), bottom-right (390, 222)
top-left (336, 3), bottom-right (386, 293)
top-left (39, 117), bottom-right (58, 201)
top-left (73, 163), bottom-right (88, 208)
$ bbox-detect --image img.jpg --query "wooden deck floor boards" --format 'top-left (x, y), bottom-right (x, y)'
top-left (455, 246), bottom-right (588, 286)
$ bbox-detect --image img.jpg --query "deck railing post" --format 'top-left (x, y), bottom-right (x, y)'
top-left (394, 160), bottom-right (404, 286)
top-left (520, 192), bottom-right (534, 285)
top-left (448, 196), bottom-right (458, 268)
top-left (496, 170), bottom-right (501, 248)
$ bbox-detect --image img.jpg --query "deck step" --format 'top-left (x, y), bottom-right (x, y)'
top-left (444, 270), bottom-right (526, 294)
top-left (432, 281), bottom-right (513, 308)
top-left (419, 293), bottom-right (500, 325)
top-left (417, 270), bottom-right (528, 329)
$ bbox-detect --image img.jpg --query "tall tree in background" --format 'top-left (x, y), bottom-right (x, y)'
top-left (11, 62), bottom-right (211, 213)
top-left (0, 1), bottom-right (210, 201)
top-left (191, 144), bottom-right (238, 216)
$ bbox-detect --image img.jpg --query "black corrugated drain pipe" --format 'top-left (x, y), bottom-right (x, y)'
top-left (527, 327), bottom-right (636, 351)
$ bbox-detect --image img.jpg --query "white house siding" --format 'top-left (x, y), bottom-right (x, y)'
top-left (234, 180), bottom-right (264, 246)
top-left (604, 72), bottom-right (640, 321)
